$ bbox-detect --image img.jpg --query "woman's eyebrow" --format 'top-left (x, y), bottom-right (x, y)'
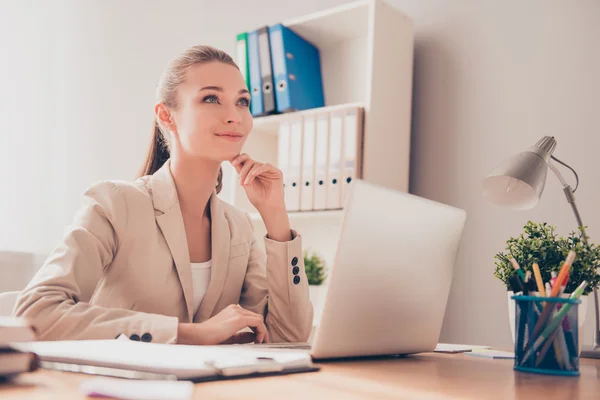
top-left (198, 86), bottom-right (250, 95)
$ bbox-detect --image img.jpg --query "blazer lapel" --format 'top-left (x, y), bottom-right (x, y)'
top-left (150, 161), bottom-right (194, 322)
top-left (195, 192), bottom-right (230, 322)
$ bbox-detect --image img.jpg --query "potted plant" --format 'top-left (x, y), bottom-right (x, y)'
top-left (494, 221), bottom-right (600, 344)
top-left (304, 249), bottom-right (327, 321)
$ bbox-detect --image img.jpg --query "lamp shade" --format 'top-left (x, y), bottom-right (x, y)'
top-left (482, 136), bottom-right (557, 211)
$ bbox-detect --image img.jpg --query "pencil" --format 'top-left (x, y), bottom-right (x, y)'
top-left (530, 251), bottom-right (576, 341)
top-left (523, 280), bottom-right (587, 361)
top-left (532, 263), bottom-right (545, 297)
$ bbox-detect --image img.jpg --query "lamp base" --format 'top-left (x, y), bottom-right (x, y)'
top-left (580, 345), bottom-right (600, 359)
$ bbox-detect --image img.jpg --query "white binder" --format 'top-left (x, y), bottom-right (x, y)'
top-left (326, 111), bottom-right (343, 209)
top-left (313, 114), bottom-right (329, 211)
top-left (287, 118), bottom-right (304, 211)
top-left (300, 116), bottom-right (316, 211)
top-left (277, 122), bottom-right (293, 211)
top-left (341, 107), bottom-right (364, 207)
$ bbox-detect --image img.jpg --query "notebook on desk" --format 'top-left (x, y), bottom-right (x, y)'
top-left (11, 340), bottom-right (319, 382)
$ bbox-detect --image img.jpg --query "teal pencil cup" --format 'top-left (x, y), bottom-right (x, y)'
top-left (512, 295), bottom-right (580, 376)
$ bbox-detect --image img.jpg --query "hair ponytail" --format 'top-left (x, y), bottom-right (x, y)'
top-left (137, 118), bottom-right (171, 178)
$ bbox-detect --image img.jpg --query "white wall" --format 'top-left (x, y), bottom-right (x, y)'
top-left (0, 0), bottom-right (346, 255)
top-left (394, 0), bottom-right (600, 349)
top-left (1, 0), bottom-right (599, 349)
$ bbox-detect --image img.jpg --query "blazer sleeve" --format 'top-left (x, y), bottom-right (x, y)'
top-left (239, 214), bottom-right (314, 343)
top-left (12, 182), bottom-right (178, 343)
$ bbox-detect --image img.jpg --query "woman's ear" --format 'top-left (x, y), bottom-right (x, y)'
top-left (155, 103), bottom-right (177, 134)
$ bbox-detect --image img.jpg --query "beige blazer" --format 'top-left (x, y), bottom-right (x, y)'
top-left (13, 161), bottom-right (313, 344)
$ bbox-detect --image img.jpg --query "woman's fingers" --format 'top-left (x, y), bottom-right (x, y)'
top-left (227, 305), bottom-right (268, 344)
top-left (251, 326), bottom-right (270, 344)
top-left (231, 153), bottom-right (251, 173)
top-left (245, 163), bottom-right (271, 185)
top-left (238, 160), bottom-right (257, 186)
top-left (239, 315), bottom-right (268, 344)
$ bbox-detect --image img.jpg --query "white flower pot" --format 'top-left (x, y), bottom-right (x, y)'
top-left (507, 291), bottom-right (588, 354)
top-left (309, 285), bottom-right (327, 324)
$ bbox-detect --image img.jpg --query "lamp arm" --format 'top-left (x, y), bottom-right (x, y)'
top-left (547, 160), bottom-right (571, 189)
top-left (551, 155), bottom-right (580, 192)
top-left (548, 160), bottom-right (588, 239)
top-left (548, 160), bottom-right (600, 354)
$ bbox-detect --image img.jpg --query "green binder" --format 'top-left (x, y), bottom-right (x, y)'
top-left (236, 32), bottom-right (250, 92)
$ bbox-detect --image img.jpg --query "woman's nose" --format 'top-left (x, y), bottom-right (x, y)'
top-left (224, 105), bottom-right (242, 124)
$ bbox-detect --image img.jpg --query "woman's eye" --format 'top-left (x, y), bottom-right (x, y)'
top-left (203, 95), bottom-right (219, 104)
top-left (238, 97), bottom-right (250, 107)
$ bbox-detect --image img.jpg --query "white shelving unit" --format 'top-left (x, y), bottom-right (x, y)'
top-left (222, 0), bottom-right (414, 278)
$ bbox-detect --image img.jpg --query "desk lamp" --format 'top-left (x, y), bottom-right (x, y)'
top-left (482, 136), bottom-right (600, 359)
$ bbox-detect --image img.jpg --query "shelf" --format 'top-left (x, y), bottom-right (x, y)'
top-left (282, 0), bottom-right (370, 48)
top-left (251, 102), bottom-right (365, 136)
top-left (226, 0), bottom-right (413, 292)
top-left (249, 210), bottom-right (344, 221)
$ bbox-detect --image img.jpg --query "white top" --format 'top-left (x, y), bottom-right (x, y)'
top-left (190, 260), bottom-right (212, 315)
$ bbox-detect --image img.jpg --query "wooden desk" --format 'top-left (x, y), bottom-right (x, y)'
top-left (2, 353), bottom-right (599, 400)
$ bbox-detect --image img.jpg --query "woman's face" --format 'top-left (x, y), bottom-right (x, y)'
top-left (168, 61), bottom-right (253, 162)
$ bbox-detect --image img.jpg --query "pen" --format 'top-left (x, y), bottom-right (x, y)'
top-left (535, 328), bottom-right (560, 367)
top-left (558, 326), bottom-right (573, 370)
top-left (550, 271), bottom-right (557, 289)
top-left (509, 275), bottom-right (525, 294)
top-left (558, 281), bottom-right (578, 367)
top-left (551, 286), bottom-right (569, 370)
top-left (555, 296), bottom-right (573, 371)
top-left (561, 272), bottom-right (570, 293)
top-left (545, 282), bottom-right (552, 299)
top-left (530, 251), bottom-right (576, 341)
top-left (532, 263), bottom-right (545, 297)
top-left (543, 277), bottom-right (563, 365)
top-left (510, 258), bottom-right (527, 282)
top-left (523, 280), bottom-right (587, 361)
top-left (524, 271), bottom-right (537, 294)
top-left (527, 274), bottom-right (541, 314)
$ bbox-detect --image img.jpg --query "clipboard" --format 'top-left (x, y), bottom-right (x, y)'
top-left (12, 340), bottom-right (320, 382)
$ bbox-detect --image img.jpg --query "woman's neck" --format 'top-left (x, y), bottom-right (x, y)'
top-left (169, 153), bottom-right (221, 218)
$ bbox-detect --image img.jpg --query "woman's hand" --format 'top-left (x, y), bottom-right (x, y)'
top-left (230, 153), bottom-right (293, 242)
top-left (177, 304), bottom-right (269, 345)
top-left (231, 154), bottom-right (285, 213)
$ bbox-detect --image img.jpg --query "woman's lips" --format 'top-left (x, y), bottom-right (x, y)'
top-left (215, 132), bottom-right (243, 142)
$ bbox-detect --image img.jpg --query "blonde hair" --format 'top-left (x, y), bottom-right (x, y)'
top-left (138, 45), bottom-right (238, 193)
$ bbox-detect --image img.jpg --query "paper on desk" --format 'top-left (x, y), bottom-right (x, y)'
top-left (434, 343), bottom-right (490, 353)
top-left (465, 349), bottom-right (515, 359)
top-left (80, 377), bottom-right (194, 400)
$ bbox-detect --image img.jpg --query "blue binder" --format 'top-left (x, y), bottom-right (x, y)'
top-left (247, 29), bottom-right (263, 116)
top-left (268, 24), bottom-right (325, 113)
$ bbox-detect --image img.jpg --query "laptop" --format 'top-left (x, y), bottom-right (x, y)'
top-left (254, 179), bottom-right (467, 360)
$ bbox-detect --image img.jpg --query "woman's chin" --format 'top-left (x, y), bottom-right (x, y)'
top-left (222, 150), bottom-right (244, 162)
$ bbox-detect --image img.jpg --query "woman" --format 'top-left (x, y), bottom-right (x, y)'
top-left (12, 45), bottom-right (313, 345)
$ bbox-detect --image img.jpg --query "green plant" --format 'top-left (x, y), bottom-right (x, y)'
top-left (304, 249), bottom-right (327, 286)
top-left (494, 221), bottom-right (600, 295)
